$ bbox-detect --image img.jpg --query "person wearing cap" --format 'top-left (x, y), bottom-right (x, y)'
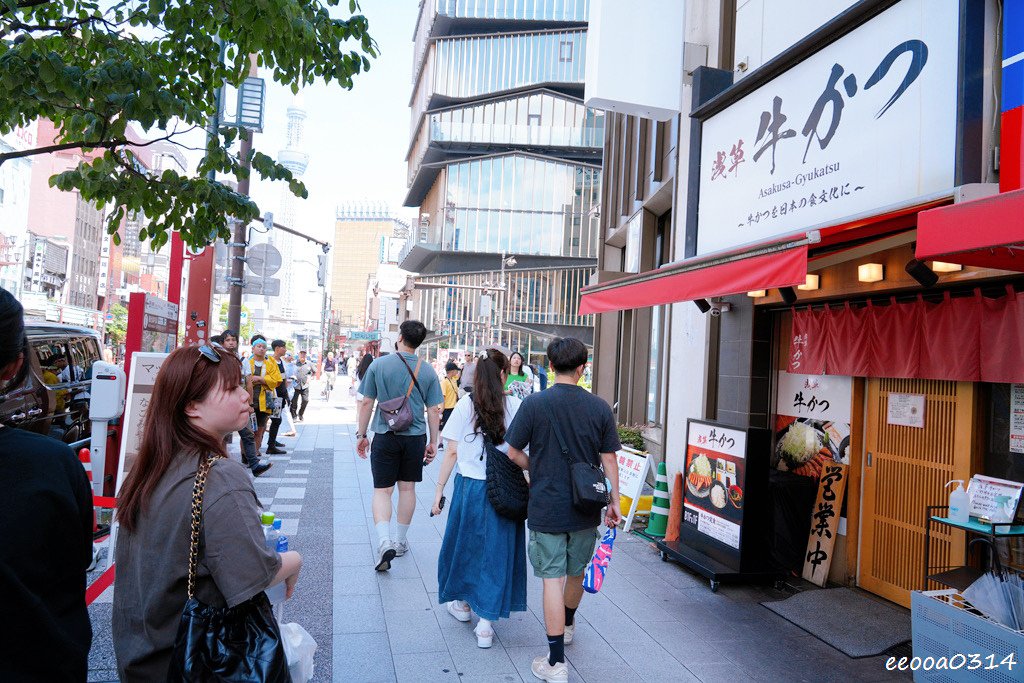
top-left (247, 335), bottom-right (282, 457)
top-left (265, 340), bottom-right (290, 454)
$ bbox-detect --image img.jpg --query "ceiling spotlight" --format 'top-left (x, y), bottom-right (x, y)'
top-left (905, 259), bottom-right (938, 288)
top-left (931, 261), bottom-right (963, 273)
top-left (693, 299), bottom-right (711, 313)
top-left (779, 287), bottom-right (798, 305)
top-left (857, 263), bottom-right (885, 283)
top-left (797, 274), bottom-right (820, 291)
top-left (747, 290), bottom-right (766, 298)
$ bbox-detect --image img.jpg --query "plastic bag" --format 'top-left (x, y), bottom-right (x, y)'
top-left (279, 622), bottom-right (317, 682)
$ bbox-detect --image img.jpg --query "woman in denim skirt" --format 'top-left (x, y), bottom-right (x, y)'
top-left (432, 349), bottom-right (527, 647)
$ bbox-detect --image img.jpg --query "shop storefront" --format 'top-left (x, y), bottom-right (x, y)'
top-left (582, 0), bottom-right (1019, 608)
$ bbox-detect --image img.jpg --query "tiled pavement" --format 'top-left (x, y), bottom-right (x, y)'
top-left (87, 389), bottom-right (907, 682)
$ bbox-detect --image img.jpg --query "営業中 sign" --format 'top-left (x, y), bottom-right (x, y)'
top-left (696, 0), bottom-right (959, 256)
top-left (802, 462), bottom-right (848, 586)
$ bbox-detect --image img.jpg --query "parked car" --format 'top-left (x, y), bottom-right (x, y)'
top-left (0, 322), bottom-right (103, 445)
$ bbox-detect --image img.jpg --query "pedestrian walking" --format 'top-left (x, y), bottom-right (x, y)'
top-left (247, 335), bottom-right (283, 456)
top-left (433, 349), bottom-right (527, 648)
top-left (321, 351), bottom-right (337, 400)
top-left (505, 351), bottom-right (533, 399)
top-left (440, 361), bottom-right (460, 432)
top-left (505, 337), bottom-right (622, 683)
top-left (347, 352), bottom-right (359, 394)
top-left (221, 330), bottom-right (271, 476)
top-left (458, 351), bottom-right (477, 397)
top-left (281, 351), bottom-right (298, 437)
top-left (355, 320), bottom-right (443, 571)
top-left (265, 340), bottom-right (290, 454)
top-left (112, 343), bottom-right (303, 681)
top-left (291, 350), bottom-right (313, 421)
top-left (0, 287), bottom-right (93, 682)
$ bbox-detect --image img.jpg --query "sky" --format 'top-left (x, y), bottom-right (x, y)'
top-left (186, 2), bottom-right (421, 246)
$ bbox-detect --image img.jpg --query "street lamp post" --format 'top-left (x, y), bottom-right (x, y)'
top-left (495, 252), bottom-right (517, 347)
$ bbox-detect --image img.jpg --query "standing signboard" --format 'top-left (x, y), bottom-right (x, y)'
top-left (106, 351), bottom-right (168, 574)
top-left (656, 419), bottom-right (776, 591)
top-left (615, 447), bottom-right (650, 530)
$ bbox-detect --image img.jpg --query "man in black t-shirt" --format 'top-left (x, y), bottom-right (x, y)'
top-left (506, 337), bottom-right (621, 683)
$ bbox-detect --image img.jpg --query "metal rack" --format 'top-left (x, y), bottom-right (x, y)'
top-left (924, 505), bottom-right (1024, 592)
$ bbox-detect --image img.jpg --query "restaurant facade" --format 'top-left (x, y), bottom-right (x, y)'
top-left (584, 0), bottom-right (1019, 607)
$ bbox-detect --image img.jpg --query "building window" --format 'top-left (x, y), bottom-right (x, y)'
top-left (559, 41), bottom-right (574, 63)
top-left (646, 212), bottom-right (671, 423)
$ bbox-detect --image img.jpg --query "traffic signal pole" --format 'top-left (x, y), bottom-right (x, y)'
top-left (226, 54), bottom-right (258, 336)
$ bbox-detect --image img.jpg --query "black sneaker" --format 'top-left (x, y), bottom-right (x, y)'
top-left (267, 446), bottom-right (287, 455)
top-left (252, 462), bottom-right (273, 477)
top-left (273, 441), bottom-right (286, 448)
top-left (375, 542), bottom-right (397, 572)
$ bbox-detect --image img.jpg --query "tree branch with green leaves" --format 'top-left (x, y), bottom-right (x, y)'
top-left (0, 0), bottom-right (377, 250)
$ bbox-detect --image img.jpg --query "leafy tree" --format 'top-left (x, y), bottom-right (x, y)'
top-left (105, 302), bottom-right (128, 343)
top-left (0, 0), bottom-right (376, 250)
top-left (217, 300), bottom-right (254, 340)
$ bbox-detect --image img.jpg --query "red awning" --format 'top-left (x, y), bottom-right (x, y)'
top-left (579, 242), bottom-right (808, 315)
top-left (916, 189), bottom-right (1024, 271)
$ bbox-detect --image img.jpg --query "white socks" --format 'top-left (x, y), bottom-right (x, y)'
top-left (375, 521), bottom-right (390, 549)
top-left (396, 523), bottom-right (410, 544)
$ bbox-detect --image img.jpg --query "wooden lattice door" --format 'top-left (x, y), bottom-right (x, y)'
top-left (859, 379), bottom-right (975, 607)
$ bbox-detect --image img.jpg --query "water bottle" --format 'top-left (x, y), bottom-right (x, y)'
top-left (266, 518), bottom-right (281, 552)
top-left (260, 511), bottom-right (275, 543)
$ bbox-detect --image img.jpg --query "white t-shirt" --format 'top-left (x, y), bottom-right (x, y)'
top-left (440, 394), bottom-right (522, 480)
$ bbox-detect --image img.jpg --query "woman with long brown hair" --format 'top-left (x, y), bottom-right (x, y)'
top-left (432, 348), bottom-right (527, 648)
top-left (112, 344), bottom-right (302, 681)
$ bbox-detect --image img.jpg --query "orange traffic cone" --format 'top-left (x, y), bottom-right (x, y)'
top-left (664, 472), bottom-right (684, 542)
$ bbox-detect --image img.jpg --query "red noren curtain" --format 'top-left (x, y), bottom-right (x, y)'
top-left (789, 287), bottom-right (1022, 382)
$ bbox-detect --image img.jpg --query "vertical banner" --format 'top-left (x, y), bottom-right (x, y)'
top-left (114, 352), bottom-right (168, 494)
top-left (802, 462), bottom-right (848, 586)
top-left (682, 421), bottom-right (748, 550)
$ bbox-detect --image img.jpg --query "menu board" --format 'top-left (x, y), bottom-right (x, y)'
top-left (1010, 384), bottom-right (1024, 455)
top-left (682, 421), bottom-right (747, 550)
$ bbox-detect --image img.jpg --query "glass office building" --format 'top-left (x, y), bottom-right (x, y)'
top-left (403, 1), bottom-right (601, 359)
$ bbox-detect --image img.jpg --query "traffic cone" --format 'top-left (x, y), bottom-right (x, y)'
top-left (664, 472), bottom-right (684, 542)
top-left (645, 462), bottom-right (670, 538)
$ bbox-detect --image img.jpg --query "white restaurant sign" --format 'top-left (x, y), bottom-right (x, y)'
top-left (697, 0), bottom-right (959, 256)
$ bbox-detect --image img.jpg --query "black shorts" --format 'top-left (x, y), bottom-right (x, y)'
top-left (440, 408), bottom-right (454, 430)
top-left (253, 411), bottom-right (269, 430)
top-left (370, 431), bottom-right (428, 488)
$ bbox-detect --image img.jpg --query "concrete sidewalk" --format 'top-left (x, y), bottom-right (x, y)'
top-left (87, 391), bottom-right (904, 682)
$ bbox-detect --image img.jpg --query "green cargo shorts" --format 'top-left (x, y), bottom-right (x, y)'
top-left (528, 528), bottom-right (599, 579)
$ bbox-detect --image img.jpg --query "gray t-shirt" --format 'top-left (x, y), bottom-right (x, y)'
top-left (112, 455), bottom-right (280, 682)
top-left (360, 351), bottom-right (443, 436)
top-left (505, 384), bottom-right (621, 533)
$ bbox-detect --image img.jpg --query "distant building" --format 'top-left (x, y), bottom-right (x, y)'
top-left (401, 1), bottom-right (603, 362)
top-left (0, 122), bottom-right (36, 297)
top-left (331, 202), bottom-right (409, 334)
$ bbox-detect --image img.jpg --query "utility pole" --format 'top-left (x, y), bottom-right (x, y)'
top-left (226, 53), bottom-right (259, 335)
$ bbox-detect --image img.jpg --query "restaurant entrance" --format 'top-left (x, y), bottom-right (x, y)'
top-left (858, 378), bottom-right (976, 607)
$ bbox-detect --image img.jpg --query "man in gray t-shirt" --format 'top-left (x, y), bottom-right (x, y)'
top-left (356, 320), bottom-right (443, 571)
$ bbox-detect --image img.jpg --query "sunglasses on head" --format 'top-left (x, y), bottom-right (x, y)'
top-left (194, 342), bottom-right (226, 367)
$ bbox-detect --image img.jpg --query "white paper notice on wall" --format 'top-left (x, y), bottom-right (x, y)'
top-left (1010, 384), bottom-right (1024, 454)
top-left (887, 393), bottom-right (926, 428)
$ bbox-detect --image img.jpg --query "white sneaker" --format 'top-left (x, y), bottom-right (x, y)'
top-left (531, 656), bottom-right (568, 683)
top-left (563, 624), bottom-right (574, 644)
top-left (392, 540), bottom-right (409, 557)
top-left (374, 542), bottom-right (396, 572)
top-left (474, 621), bottom-right (493, 648)
top-left (446, 600), bottom-right (472, 622)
